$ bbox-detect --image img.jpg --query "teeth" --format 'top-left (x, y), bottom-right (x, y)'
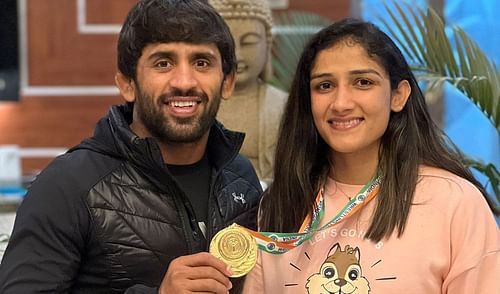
top-left (171, 101), bottom-right (195, 107)
top-left (331, 119), bottom-right (361, 127)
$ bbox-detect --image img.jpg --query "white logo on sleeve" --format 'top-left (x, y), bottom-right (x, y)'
top-left (232, 192), bottom-right (246, 204)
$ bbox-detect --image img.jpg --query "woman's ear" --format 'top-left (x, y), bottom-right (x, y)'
top-left (391, 79), bottom-right (411, 112)
top-left (115, 72), bottom-right (136, 103)
top-left (221, 72), bottom-right (236, 100)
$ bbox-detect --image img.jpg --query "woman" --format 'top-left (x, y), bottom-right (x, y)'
top-left (243, 19), bottom-right (499, 293)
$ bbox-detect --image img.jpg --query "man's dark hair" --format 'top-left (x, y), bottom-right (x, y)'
top-left (117, 0), bottom-right (236, 80)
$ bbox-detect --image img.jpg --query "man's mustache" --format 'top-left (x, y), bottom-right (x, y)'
top-left (160, 89), bottom-right (208, 102)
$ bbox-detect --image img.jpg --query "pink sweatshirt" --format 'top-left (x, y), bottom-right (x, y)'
top-left (243, 166), bottom-right (500, 293)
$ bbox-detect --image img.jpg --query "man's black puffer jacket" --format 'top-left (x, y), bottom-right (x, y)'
top-left (0, 104), bottom-right (262, 293)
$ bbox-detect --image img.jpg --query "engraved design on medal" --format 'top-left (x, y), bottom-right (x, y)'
top-left (210, 223), bottom-right (257, 277)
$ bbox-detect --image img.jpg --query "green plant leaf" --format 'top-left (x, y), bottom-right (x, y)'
top-left (270, 11), bottom-right (331, 91)
top-left (381, 1), bottom-right (500, 132)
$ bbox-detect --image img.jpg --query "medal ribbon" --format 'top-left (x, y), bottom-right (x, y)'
top-left (242, 173), bottom-right (381, 254)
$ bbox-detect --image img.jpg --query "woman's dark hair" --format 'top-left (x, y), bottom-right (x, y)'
top-left (117, 0), bottom-right (236, 80)
top-left (259, 18), bottom-right (492, 242)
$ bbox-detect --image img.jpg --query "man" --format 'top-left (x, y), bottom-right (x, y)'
top-left (0, 0), bottom-right (262, 293)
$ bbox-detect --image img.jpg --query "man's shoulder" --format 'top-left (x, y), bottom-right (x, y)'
top-left (225, 153), bottom-right (256, 174)
top-left (47, 148), bottom-right (120, 176)
top-left (30, 149), bottom-right (123, 198)
top-left (221, 154), bottom-right (262, 190)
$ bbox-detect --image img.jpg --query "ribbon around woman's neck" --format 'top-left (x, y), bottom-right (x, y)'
top-left (245, 173), bottom-right (382, 254)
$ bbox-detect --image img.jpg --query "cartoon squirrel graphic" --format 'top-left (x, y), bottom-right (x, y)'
top-left (305, 243), bottom-right (370, 294)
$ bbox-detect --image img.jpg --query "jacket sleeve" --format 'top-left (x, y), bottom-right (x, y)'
top-left (124, 285), bottom-right (159, 293)
top-left (0, 162), bottom-right (92, 293)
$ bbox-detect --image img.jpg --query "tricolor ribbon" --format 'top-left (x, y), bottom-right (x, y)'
top-left (242, 173), bottom-right (381, 254)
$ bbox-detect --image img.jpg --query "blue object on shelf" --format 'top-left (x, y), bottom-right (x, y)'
top-left (0, 186), bottom-right (26, 199)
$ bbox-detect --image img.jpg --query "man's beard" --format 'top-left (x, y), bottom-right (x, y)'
top-left (134, 85), bottom-right (222, 144)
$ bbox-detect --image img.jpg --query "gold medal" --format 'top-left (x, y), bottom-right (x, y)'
top-left (209, 223), bottom-right (257, 277)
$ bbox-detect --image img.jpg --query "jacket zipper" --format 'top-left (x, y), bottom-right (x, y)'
top-left (204, 151), bottom-right (241, 249)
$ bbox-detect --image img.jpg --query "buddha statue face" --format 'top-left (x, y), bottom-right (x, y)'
top-left (209, 0), bottom-right (273, 88)
top-left (225, 18), bottom-right (267, 88)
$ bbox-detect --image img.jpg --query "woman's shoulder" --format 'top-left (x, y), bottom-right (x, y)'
top-left (417, 165), bottom-right (478, 190)
top-left (415, 165), bottom-right (490, 214)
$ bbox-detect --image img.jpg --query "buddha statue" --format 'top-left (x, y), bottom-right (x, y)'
top-left (209, 0), bottom-right (288, 185)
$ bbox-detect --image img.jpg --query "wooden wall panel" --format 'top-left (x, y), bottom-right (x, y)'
top-left (282, 0), bottom-right (351, 20)
top-left (0, 96), bottom-right (122, 146)
top-left (0, 97), bottom-right (123, 173)
top-left (86, 0), bottom-right (137, 24)
top-left (28, 0), bottom-right (120, 85)
top-left (4, 0), bottom-right (132, 174)
top-left (0, 96), bottom-right (123, 173)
